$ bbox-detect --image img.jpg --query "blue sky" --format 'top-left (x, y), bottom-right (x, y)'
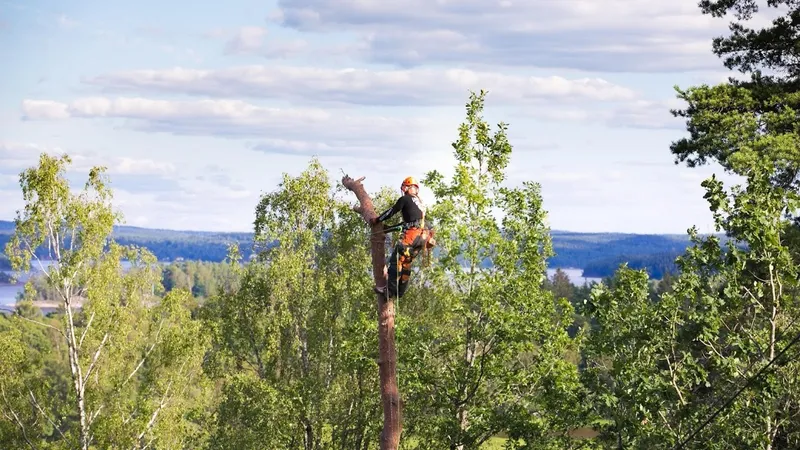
top-left (0, 0), bottom-right (769, 233)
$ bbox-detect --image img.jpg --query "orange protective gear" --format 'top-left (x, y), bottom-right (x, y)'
top-left (401, 176), bottom-right (419, 192)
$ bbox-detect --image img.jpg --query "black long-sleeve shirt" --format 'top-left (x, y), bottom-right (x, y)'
top-left (376, 193), bottom-right (425, 224)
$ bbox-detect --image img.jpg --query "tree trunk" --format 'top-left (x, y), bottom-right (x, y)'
top-left (766, 301), bottom-right (777, 450)
top-left (342, 175), bottom-right (402, 450)
top-left (65, 290), bottom-right (90, 450)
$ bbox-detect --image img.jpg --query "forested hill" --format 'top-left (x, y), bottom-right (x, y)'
top-left (547, 230), bottom-right (708, 278)
top-left (0, 220), bottom-right (722, 278)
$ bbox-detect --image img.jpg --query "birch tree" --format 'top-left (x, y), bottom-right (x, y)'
top-left (2, 153), bottom-right (210, 449)
top-left (205, 159), bottom-right (382, 449)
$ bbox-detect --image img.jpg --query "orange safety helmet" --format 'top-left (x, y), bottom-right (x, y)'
top-left (401, 176), bottom-right (419, 192)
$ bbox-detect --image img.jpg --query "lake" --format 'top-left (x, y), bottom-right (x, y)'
top-left (0, 260), bottom-right (150, 314)
top-left (1, 264), bottom-right (601, 313)
top-left (547, 267), bottom-right (603, 286)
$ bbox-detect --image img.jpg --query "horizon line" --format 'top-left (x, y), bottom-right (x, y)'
top-left (0, 218), bottom-right (720, 237)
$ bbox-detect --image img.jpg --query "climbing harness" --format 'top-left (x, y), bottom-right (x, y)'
top-left (369, 176), bottom-right (434, 301)
top-left (370, 219), bottom-right (424, 236)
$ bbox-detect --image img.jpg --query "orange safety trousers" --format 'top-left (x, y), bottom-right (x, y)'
top-left (386, 226), bottom-right (435, 298)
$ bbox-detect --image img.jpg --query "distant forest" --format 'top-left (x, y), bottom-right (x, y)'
top-left (0, 220), bottom-right (724, 279)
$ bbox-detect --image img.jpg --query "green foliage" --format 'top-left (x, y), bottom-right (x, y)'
top-left (395, 90), bottom-right (587, 449)
top-left (161, 259), bottom-right (238, 300)
top-left (584, 161), bottom-right (800, 448)
top-left (1, 153), bottom-right (211, 449)
top-left (582, 2), bottom-right (800, 444)
top-left (671, 0), bottom-right (800, 192)
top-left (0, 313), bottom-right (63, 448)
top-left (5, 6), bottom-right (800, 445)
top-left (671, 79), bottom-right (800, 187)
top-left (542, 269), bottom-right (598, 339)
top-left (580, 252), bottom-right (681, 279)
top-left (699, 0), bottom-right (800, 78)
top-left (207, 374), bottom-right (295, 449)
top-left (202, 158), bottom-right (382, 449)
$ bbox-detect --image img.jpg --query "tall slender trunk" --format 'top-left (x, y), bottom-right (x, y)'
top-left (376, 292), bottom-right (400, 450)
top-left (766, 265), bottom-right (780, 450)
top-left (342, 175), bottom-right (402, 450)
top-left (64, 288), bottom-right (89, 450)
top-left (455, 341), bottom-right (474, 450)
top-left (766, 303), bottom-right (777, 450)
top-left (304, 419), bottom-right (314, 450)
top-left (455, 408), bottom-right (468, 450)
top-left (297, 316), bottom-right (314, 450)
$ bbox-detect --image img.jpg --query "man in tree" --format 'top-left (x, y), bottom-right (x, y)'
top-left (370, 176), bottom-right (435, 299)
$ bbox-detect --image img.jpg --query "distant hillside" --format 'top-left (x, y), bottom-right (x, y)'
top-left (0, 221), bottom-right (257, 263)
top-left (111, 224), bottom-right (257, 261)
top-left (0, 220), bottom-right (725, 279)
top-left (547, 231), bottom-right (708, 278)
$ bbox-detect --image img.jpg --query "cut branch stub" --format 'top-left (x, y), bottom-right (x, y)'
top-left (341, 174), bottom-right (386, 287)
top-left (342, 175), bottom-right (378, 224)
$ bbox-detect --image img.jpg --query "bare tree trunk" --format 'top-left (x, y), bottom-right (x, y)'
top-left (766, 265), bottom-right (780, 450)
top-left (342, 175), bottom-right (401, 450)
top-left (64, 289), bottom-right (90, 450)
top-left (767, 305), bottom-right (776, 450)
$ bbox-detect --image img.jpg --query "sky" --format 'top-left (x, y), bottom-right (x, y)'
top-left (0, 0), bottom-right (774, 234)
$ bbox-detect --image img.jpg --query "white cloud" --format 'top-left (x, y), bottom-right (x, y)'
top-left (520, 97), bottom-right (686, 130)
top-left (0, 142), bottom-right (69, 173)
top-left (19, 96), bottom-right (437, 154)
top-left (0, 188), bottom-right (22, 217)
top-left (6, 0), bottom-right (776, 235)
top-left (98, 189), bottom-right (259, 231)
top-left (270, 0), bottom-right (785, 72)
top-left (83, 65), bottom-right (637, 105)
top-left (113, 157), bottom-right (176, 175)
top-left (21, 100), bottom-right (70, 119)
top-left (0, 141), bottom-right (181, 191)
top-left (224, 26), bottom-right (268, 54)
top-left (0, 141), bottom-right (47, 158)
top-left (270, 0), bottom-right (703, 72)
top-left (177, 181), bottom-right (252, 201)
top-left (260, 39), bottom-right (309, 58)
top-left (534, 168), bottom-right (629, 185)
top-left (0, 140), bottom-right (258, 230)
top-left (201, 26), bottom-right (310, 58)
top-left (540, 171), bottom-right (598, 183)
top-left (606, 98), bottom-right (687, 129)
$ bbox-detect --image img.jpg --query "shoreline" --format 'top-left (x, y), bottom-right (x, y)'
top-left (1, 299), bottom-right (84, 311)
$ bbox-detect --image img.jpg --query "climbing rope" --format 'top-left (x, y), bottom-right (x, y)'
top-left (395, 248), bottom-right (399, 313)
